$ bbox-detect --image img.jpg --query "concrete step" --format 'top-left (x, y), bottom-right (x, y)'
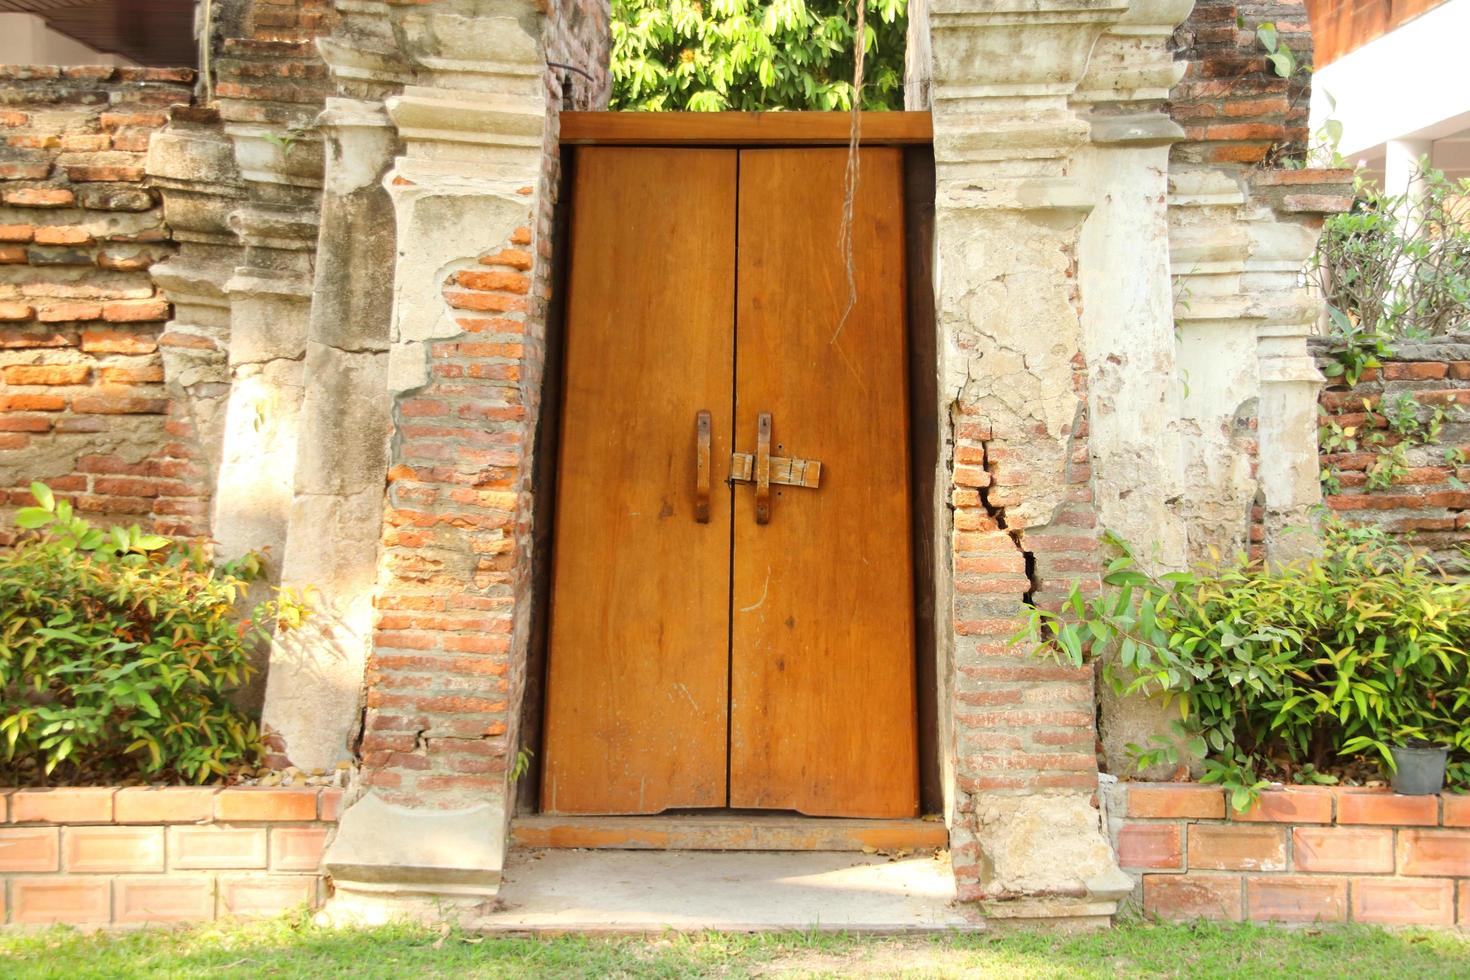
top-left (478, 849), bottom-right (978, 933)
top-left (509, 813), bottom-right (949, 852)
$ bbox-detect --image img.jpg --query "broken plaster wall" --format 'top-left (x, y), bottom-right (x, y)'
top-left (310, 0), bottom-right (610, 922)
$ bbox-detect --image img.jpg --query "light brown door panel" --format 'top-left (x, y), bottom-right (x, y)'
top-left (728, 147), bottom-right (919, 817)
top-left (541, 147), bottom-right (736, 814)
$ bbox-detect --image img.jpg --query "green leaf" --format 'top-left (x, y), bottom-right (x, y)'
top-left (29, 482), bottom-right (54, 512)
top-left (13, 508), bottom-right (54, 530)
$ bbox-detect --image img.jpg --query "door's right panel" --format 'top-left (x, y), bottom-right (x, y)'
top-left (729, 148), bottom-right (918, 817)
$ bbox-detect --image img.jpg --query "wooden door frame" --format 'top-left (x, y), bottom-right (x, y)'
top-left (516, 112), bottom-right (942, 816)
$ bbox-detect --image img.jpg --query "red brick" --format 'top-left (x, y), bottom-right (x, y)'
top-left (100, 364), bottom-right (166, 384)
top-left (215, 788), bottom-right (319, 822)
top-left (1127, 784), bottom-right (1225, 819)
top-left (101, 111), bottom-right (168, 130)
top-left (0, 300), bottom-right (34, 320)
top-left (1232, 788), bottom-right (1332, 824)
top-left (0, 393), bottom-right (65, 411)
top-left (63, 826), bottom-right (164, 872)
top-left (32, 225), bottom-right (91, 246)
top-left (113, 876), bottom-right (214, 925)
top-left (1336, 790), bottom-right (1438, 826)
top-left (1443, 794), bottom-right (1470, 828)
top-left (3, 187), bottom-right (74, 208)
top-left (443, 289), bottom-right (527, 314)
top-left (455, 269), bottom-right (530, 293)
top-left (1459, 880), bottom-right (1469, 928)
top-left (479, 248), bottom-right (533, 270)
top-left (1246, 875), bottom-right (1347, 923)
top-left (72, 392), bottom-right (168, 414)
top-left (1116, 822), bottom-right (1183, 870)
top-left (1142, 873), bottom-right (1242, 921)
top-left (1381, 361), bottom-right (1448, 380)
top-left (114, 787), bottom-right (218, 824)
top-left (66, 164), bottom-right (146, 182)
top-left (10, 787), bottom-right (115, 823)
top-left (1397, 829), bottom-right (1470, 877)
top-left (0, 223), bottom-right (33, 241)
top-left (319, 788), bottom-right (344, 821)
top-left (80, 328), bottom-right (157, 354)
top-left (36, 302), bottom-right (103, 323)
top-left (0, 827), bottom-right (60, 871)
top-left (1352, 877), bottom-right (1455, 926)
top-left (217, 875), bottom-right (317, 918)
top-left (1291, 826), bottom-right (1393, 873)
top-left (1188, 825), bottom-right (1286, 871)
top-left (9, 877), bottom-right (110, 924)
top-left (103, 299), bottom-right (170, 322)
top-left (167, 825), bottom-right (268, 870)
top-left (271, 826), bottom-right (329, 871)
top-left (2, 363), bottom-right (90, 385)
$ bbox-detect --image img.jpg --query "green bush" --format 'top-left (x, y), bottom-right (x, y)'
top-left (1018, 522), bottom-right (1470, 809)
top-left (0, 483), bottom-right (304, 786)
top-left (1310, 166), bottom-right (1470, 385)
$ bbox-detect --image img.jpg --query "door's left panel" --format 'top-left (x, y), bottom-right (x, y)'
top-left (541, 147), bottom-right (737, 814)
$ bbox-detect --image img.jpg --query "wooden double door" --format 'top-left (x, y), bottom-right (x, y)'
top-left (541, 145), bottom-right (917, 818)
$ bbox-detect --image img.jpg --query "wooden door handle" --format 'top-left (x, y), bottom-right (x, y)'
top-left (695, 410), bottom-right (711, 524)
top-left (755, 411), bottom-right (772, 525)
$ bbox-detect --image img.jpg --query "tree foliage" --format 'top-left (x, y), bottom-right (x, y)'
top-left (611, 0), bottom-right (907, 111)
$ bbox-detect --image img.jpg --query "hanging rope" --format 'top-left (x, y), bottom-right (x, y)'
top-left (832, 0), bottom-right (866, 346)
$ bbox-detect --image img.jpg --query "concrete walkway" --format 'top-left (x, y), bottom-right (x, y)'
top-left (477, 849), bottom-right (981, 934)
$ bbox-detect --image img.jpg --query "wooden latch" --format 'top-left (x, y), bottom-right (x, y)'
top-left (728, 412), bottom-right (821, 525)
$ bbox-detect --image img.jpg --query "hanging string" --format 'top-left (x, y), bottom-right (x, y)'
top-left (832, 0), bottom-right (866, 347)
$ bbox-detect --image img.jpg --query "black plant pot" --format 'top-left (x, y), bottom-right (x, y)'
top-left (1390, 744), bottom-right (1448, 796)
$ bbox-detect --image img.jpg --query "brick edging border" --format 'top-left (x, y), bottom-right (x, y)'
top-left (1107, 782), bottom-right (1470, 927)
top-left (0, 787), bottom-right (339, 927)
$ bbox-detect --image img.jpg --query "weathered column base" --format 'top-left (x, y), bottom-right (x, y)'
top-left (960, 792), bottom-right (1135, 928)
top-left (321, 793), bottom-right (505, 926)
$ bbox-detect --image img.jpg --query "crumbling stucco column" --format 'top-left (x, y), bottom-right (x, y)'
top-left (1247, 171), bottom-right (1354, 562)
top-left (1071, 0), bottom-right (1195, 778)
top-left (260, 98), bottom-right (398, 772)
top-left (315, 0), bottom-right (614, 923)
top-left (927, 0), bottom-right (1137, 925)
top-left (208, 82), bottom-right (325, 571)
top-left (145, 105), bottom-right (246, 495)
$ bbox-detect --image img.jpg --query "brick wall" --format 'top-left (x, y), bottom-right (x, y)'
top-left (1170, 0), bottom-right (1313, 165)
top-left (1110, 782), bottom-right (1469, 926)
top-left (354, 2), bottom-right (610, 809)
top-left (363, 226), bottom-right (535, 806)
top-left (1315, 336), bottom-right (1470, 569)
top-left (0, 67), bottom-right (210, 545)
top-left (0, 786), bottom-right (339, 927)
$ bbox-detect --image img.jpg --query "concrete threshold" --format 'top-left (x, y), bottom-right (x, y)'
top-left (473, 848), bottom-right (981, 934)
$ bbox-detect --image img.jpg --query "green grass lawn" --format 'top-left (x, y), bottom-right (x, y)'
top-left (2, 916), bottom-right (1468, 978)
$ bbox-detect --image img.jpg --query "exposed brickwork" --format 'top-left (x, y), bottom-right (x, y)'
top-left (0, 68), bottom-right (210, 542)
top-left (948, 341), bottom-right (1107, 902)
top-left (1169, 0), bottom-right (1314, 166)
top-left (1112, 783), bottom-right (1470, 926)
top-left (0, 786), bottom-right (337, 927)
top-left (1314, 336), bottom-right (1470, 570)
top-left (359, 227), bottom-right (535, 807)
top-left (353, 2), bottom-right (609, 811)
